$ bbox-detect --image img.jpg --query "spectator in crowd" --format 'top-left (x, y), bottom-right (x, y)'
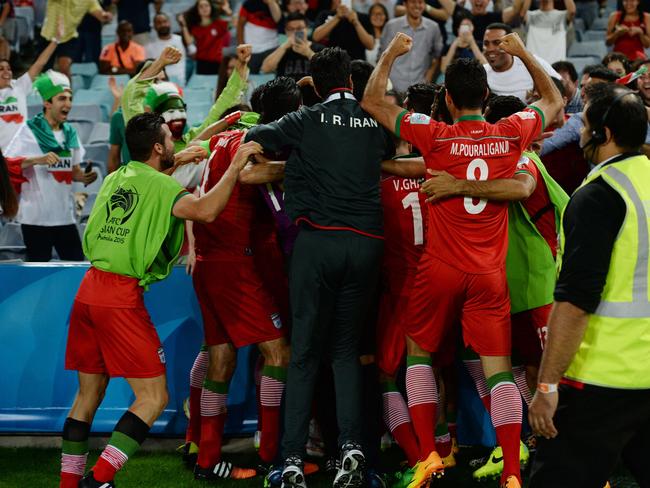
top-left (237, 0), bottom-right (281, 73)
top-left (523, 0), bottom-right (575, 64)
top-left (483, 23), bottom-right (560, 101)
top-left (385, 87), bottom-right (404, 105)
top-left (0, 150), bottom-right (18, 219)
top-left (0, 35), bottom-right (60, 151)
top-left (458, 0), bottom-right (528, 44)
top-left (351, 58), bottom-right (374, 99)
top-left (367, 3), bottom-right (389, 65)
top-left (395, 0), bottom-right (454, 48)
top-left (441, 11), bottom-right (486, 72)
top-left (379, 0), bottom-right (443, 91)
top-left (580, 65), bottom-right (619, 102)
top-left (0, 0), bottom-right (14, 60)
top-left (116, 0), bottom-right (164, 45)
top-left (580, 63), bottom-right (600, 89)
top-left (261, 13), bottom-right (324, 79)
top-left (178, 0), bottom-right (231, 75)
top-left (75, 0), bottom-right (112, 64)
top-left (575, 0), bottom-right (598, 29)
top-left (602, 51), bottom-right (631, 76)
top-left (553, 60), bottom-right (583, 113)
top-left (312, 0), bottom-right (375, 60)
top-left (606, 0), bottom-right (650, 61)
top-left (4, 70), bottom-right (97, 261)
top-left (146, 13), bottom-right (188, 85)
top-left (41, 0), bottom-right (113, 80)
top-left (99, 21), bottom-right (146, 75)
top-left (279, 0), bottom-right (312, 32)
top-left (635, 58), bottom-right (650, 105)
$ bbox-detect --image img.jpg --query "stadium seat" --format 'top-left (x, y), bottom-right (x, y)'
top-left (184, 88), bottom-right (214, 104)
top-left (567, 56), bottom-right (600, 75)
top-left (90, 74), bottom-right (130, 90)
top-left (101, 33), bottom-right (117, 46)
top-left (590, 16), bottom-right (609, 30)
top-left (186, 102), bottom-right (213, 127)
top-left (71, 74), bottom-right (87, 90)
top-left (0, 222), bottom-right (24, 249)
top-left (86, 123), bottom-right (110, 145)
top-left (70, 120), bottom-right (94, 145)
top-left (84, 145), bottom-right (109, 174)
top-left (27, 103), bottom-right (40, 119)
top-left (71, 63), bottom-right (99, 79)
top-left (250, 73), bottom-right (275, 86)
top-left (187, 74), bottom-right (218, 90)
top-left (14, 6), bottom-right (34, 40)
top-left (568, 41), bottom-right (608, 59)
top-left (71, 89), bottom-right (113, 120)
top-left (68, 104), bottom-right (105, 124)
top-left (574, 18), bottom-right (586, 33)
top-left (582, 30), bottom-right (606, 41)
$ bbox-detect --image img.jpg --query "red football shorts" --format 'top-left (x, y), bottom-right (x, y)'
top-left (405, 255), bottom-right (511, 357)
top-left (511, 303), bottom-right (552, 366)
top-left (193, 257), bottom-right (286, 348)
top-left (65, 269), bottom-right (166, 378)
top-left (376, 287), bottom-right (409, 376)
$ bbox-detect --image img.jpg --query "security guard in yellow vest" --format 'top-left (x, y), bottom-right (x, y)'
top-left (528, 83), bottom-right (650, 487)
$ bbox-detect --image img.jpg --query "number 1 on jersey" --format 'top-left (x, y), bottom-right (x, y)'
top-left (402, 192), bottom-right (424, 245)
top-left (464, 158), bottom-right (488, 215)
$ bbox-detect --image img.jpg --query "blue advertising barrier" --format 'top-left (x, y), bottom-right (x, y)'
top-left (0, 263), bottom-right (258, 436)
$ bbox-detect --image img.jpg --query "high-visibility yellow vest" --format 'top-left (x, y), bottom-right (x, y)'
top-left (558, 155), bottom-right (650, 389)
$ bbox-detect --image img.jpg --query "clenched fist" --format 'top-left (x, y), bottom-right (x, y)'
top-left (386, 32), bottom-right (413, 58)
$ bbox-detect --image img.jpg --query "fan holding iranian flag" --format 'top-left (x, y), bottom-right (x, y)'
top-left (5, 70), bottom-right (97, 262)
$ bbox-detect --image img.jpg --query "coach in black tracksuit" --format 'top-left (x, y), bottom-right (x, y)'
top-left (245, 48), bottom-right (392, 476)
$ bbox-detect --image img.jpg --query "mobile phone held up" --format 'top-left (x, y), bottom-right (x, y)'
top-left (295, 30), bottom-right (305, 42)
top-left (341, 0), bottom-right (352, 10)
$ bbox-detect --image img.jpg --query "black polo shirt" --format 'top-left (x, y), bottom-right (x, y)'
top-left (245, 89), bottom-right (393, 237)
top-left (277, 42), bottom-right (325, 80)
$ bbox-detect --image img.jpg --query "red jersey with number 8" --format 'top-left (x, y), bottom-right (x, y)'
top-left (397, 109), bottom-right (543, 274)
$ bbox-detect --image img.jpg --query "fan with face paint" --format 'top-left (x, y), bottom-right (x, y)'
top-left (144, 81), bottom-right (188, 140)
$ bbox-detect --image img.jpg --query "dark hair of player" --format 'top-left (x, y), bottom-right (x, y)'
top-left (250, 84), bottom-right (266, 114)
top-left (551, 61), bottom-right (578, 82)
top-left (602, 52), bottom-right (631, 74)
top-left (125, 112), bottom-right (167, 162)
top-left (0, 150), bottom-right (18, 219)
top-left (221, 103), bottom-right (252, 117)
top-left (351, 59), bottom-right (374, 101)
top-left (484, 95), bottom-right (525, 123)
top-left (585, 83), bottom-right (647, 150)
top-left (259, 76), bottom-right (302, 124)
top-left (485, 22), bottom-right (513, 34)
top-left (405, 83), bottom-right (438, 115)
top-left (588, 66), bottom-right (620, 83)
top-left (445, 57), bottom-right (488, 110)
top-left (310, 47), bottom-right (352, 98)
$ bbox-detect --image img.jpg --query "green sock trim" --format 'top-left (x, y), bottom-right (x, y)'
top-left (447, 410), bottom-right (457, 424)
top-left (203, 379), bottom-right (229, 394)
top-left (200, 343), bottom-right (208, 352)
top-left (435, 423), bottom-right (449, 437)
top-left (406, 355), bottom-right (432, 367)
top-left (108, 431), bottom-right (141, 458)
top-left (262, 365), bottom-right (287, 382)
top-left (62, 439), bottom-right (89, 455)
top-left (486, 371), bottom-right (515, 390)
top-left (381, 379), bottom-right (399, 393)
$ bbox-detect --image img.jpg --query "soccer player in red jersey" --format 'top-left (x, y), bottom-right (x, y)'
top-left (191, 78), bottom-right (302, 481)
top-left (362, 32), bottom-right (562, 488)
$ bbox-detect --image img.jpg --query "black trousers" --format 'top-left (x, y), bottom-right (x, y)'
top-left (530, 383), bottom-right (650, 488)
top-left (21, 224), bottom-right (84, 262)
top-left (281, 228), bottom-right (383, 458)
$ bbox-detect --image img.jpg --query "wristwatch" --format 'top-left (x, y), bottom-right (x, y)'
top-left (537, 382), bottom-right (558, 394)
top-left (111, 66), bottom-right (118, 74)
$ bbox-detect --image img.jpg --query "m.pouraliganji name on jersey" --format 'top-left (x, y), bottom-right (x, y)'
top-left (450, 140), bottom-right (510, 157)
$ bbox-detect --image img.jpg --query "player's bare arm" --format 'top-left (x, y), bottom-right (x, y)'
top-left (361, 33), bottom-right (413, 133)
top-left (499, 33), bottom-right (562, 129)
top-left (172, 141), bottom-right (263, 222)
top-left (238, 160), bottom-right (286, 184)
top-left (420, 170), bottom-right (536, 203)
top-left (381, 157), bottom-right (425, 178)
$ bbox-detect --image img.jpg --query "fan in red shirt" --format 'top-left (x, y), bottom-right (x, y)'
top-left (191, 78), bottom-right (301, 481)
top-left (361, 32), bottom-right (562, 488)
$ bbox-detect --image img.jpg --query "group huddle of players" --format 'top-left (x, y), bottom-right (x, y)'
top-left (172, 32), bottom-right (566, 488)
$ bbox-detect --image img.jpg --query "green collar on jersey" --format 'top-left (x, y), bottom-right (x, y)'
top-left (454, 114), bottom-right (485, 123)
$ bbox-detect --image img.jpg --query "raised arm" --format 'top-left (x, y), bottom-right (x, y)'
top-left (606, 12), bottom-right (626, 46)
top-left (172, 141), bottom-right (263, 222)
top-left (28, 18), bottom-right (64, 80)
top-left (381, 157), bottom-right (426, 178)
top-left (564, 0), bottom-right (576, 23)
top-left (499, 33), bottom-right (562, 128)
top-left (264, 0), bottom-right (283, 23)
top-left (420, 169), bottom-right (536, 202)
top-left (348, 9), bottom-right (375, 50)
top-left (313, 11), bottom-right (343, 42)
top-left (361, 32), bottom-right (414, 133)
top-left (238, 160), bottom-right (286, 184)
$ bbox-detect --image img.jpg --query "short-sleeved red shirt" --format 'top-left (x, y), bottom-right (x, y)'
top-left (397, 108), bottom-right (543, 273)
top-left (514, 155), bottom-right (557, 257)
